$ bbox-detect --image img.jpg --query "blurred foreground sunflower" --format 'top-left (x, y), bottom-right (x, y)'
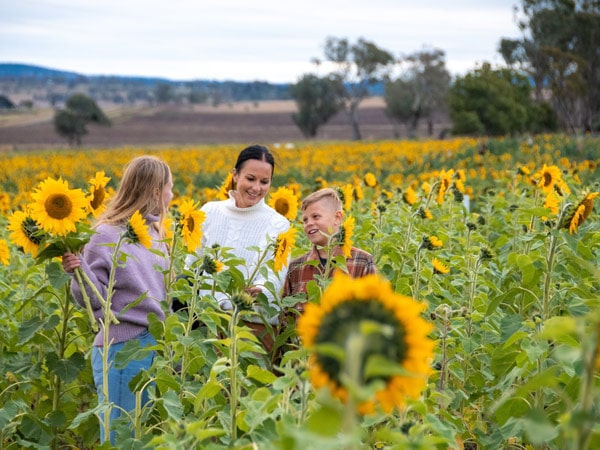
top-left (126, 210), bottom-right (152, 249)
top-left (268, 186), bottom-right (299, 221)
top-left (297, 273), bottom-right (434, 415)
top-left (30, 177), bottom-right (88, 236)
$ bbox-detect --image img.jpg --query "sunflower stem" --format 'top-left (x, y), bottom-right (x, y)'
top-left (229, 307), bottom-right (240, 443)
top-left (73, 267), bottom-right (100, 332)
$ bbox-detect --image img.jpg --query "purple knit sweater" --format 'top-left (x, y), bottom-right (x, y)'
top-left (71, 214), bottom-right (168, 346)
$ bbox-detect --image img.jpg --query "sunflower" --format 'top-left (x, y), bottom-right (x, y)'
top-left (201, 254), bottom-right (224, 274)
top-left (533, 165), bottom-right (563, 193)
top-left (338, 215), bottom-right (355, 258)
top-left (178, 198), bottom-right (205, 250)
top-left (338, 184), bottom-right (354, 212)
top-left (403, 186), bottom-right (418, 206)
top-left (218, 172), bottom-right (234, 200)
top-left (126, 210), bottom-right (152, 249)
top-left (87, 171), bottom-right (111, 218)
top-left (30, 177), bottom-right (88, 236)
top-left (364, 172), bottom-right (378, 188)
top-left (542, 190), bottom-right (559, 217)
top-left (274, 226), bottom-right (297, 272)
top-left (421, 235), bottom-right (443, 250)
top-left (416, 207), bottom-right (433, 220)
top-left (436, 170), bottom-right (453, 206)
top-left (0, 191), bottom-right (11, 214)
top-left (163, 216), bottom-right (174, 242)
top-left (432, 258), bottom-right (449, 275)
top-left (297, 273), bottom-right (434, 414)
top-left (565, 192), bottom-right (599, 235)
top-left (0, 239), bottom-right (10, 266)
top-left (7, 210), bottom-right (45, 257)
top-left (268, 187), bottom-right (299, 221)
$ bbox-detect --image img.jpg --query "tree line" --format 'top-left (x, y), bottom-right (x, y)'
top-left (290, 0), bottom-right (599, 139)
top-left (48, 0), bottom-right (600, 144)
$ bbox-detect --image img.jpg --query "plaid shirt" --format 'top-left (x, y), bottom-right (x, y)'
top-left (283, 246), bottom-right (376, 301)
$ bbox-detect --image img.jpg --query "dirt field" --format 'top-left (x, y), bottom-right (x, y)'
top-left (0, 97), bottom-right (450, 151)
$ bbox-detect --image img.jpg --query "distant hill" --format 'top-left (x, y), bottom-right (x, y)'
top-left (0, 63), bottom-right (293, 106)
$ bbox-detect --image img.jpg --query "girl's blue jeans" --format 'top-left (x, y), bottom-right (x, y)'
top-left (91, 330), bottom-right (156, 445)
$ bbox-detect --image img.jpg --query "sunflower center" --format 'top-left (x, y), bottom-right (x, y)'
top-left (44, 193), bottom-right (73, 219)
top-left (275, 198), bottom-right (290, 215)
top-left (185, 216), bottom-right (195, 232)
top-left (542, 171), bottom-right (552, 187)
top-left (314, 299), bottom-right (407, 386)
top-left (90, 188), bottom-right (106, 210)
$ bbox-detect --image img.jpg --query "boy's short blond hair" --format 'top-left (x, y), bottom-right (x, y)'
top-left (301, 187), bottom-right (343, 212)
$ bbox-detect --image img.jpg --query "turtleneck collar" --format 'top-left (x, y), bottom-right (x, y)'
top-left (226, 190), bottom-right (265, 212)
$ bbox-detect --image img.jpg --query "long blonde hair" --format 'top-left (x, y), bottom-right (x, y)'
top-left (96, 155), bottom-right (171, 236)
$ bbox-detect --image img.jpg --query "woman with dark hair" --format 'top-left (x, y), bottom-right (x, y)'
top-left (185, 144), bottom-right (290, 352)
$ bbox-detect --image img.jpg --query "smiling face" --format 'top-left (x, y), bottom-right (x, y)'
top-left (302, 198), bottom-right (343, 247)
top-left (232, 158), bottom-right (273, 208)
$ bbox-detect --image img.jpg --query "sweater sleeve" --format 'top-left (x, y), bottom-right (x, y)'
top-left (70, 228), bottom-right (115, 311)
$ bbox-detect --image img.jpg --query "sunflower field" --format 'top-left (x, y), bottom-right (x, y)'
top-left (0, 134), bottom-right (599, 450)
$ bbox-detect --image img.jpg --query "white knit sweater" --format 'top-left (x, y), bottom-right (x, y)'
top-left (185, 194), bottom-right (290, 324)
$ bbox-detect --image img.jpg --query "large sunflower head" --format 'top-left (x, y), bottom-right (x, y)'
top-left (30, 177), bottom-right (88, 236)
top-left (87, 171), bottom-right (111, 218)
top-left (268, 187), bottom-right (299, 221)
top-left (0, 239), bottom-right (10, 266)
top-left (297, 273), bottom-right (434, 414)
top-left (273, 226), bottom-right (297, 272)
top-left (126, 210), bottom-right (152, 249)
top-left (177, 198), bottom-right (205, 250)
top-left (7, 209), bottom-right (46, 257)
top-left (218, 172), bottom-right (234, 200)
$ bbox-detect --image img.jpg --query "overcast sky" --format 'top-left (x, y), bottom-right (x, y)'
top-left (0, 0), bottom-right (522, 83)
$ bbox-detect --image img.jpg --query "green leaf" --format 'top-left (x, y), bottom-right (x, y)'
top-left (523, 409), bottom-right (559, 445)
top-left (159, 390), bottom-right (184, 421)
top-left (46, 261), bottom-right (72, 290)
top-left (45, 351), bottom-right (86, 383)
top-left (306, 404), bottom-right (343, 437)
top-left (246, 365), bottom-right (277, 384)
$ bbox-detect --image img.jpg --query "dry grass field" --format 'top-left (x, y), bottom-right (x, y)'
top-left (0, 97), bottom-right (450, 150)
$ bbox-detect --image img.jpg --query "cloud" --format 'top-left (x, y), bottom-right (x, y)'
top-left (0, 0), bottom-right (520, 82)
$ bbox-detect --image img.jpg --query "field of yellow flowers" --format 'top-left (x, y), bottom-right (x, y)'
top-left (0, 134), bottom-right (599, 449)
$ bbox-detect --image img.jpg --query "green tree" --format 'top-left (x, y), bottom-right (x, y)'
top-left (448, 63), bottom-right (556, 136)
top-left (318, 36), bottom-right (394, 140)
top-left (290, 74), bottom-right (343, 138)
top-left (500, 0), bottom-right (600, 131)
top-left (385, 48), bottom-right (450, 137)
top-left (53, 93), bottom-right (110, 146)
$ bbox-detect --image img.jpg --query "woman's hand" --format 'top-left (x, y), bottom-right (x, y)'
top-left (62, 252), bottom-right (81, 273)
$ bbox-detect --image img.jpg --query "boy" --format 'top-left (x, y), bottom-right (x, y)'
top-left (283, 187), bottom-right (376, 312)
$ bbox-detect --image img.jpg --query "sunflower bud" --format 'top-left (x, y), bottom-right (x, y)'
top-left (230, 291), bottom-right (254, 311)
